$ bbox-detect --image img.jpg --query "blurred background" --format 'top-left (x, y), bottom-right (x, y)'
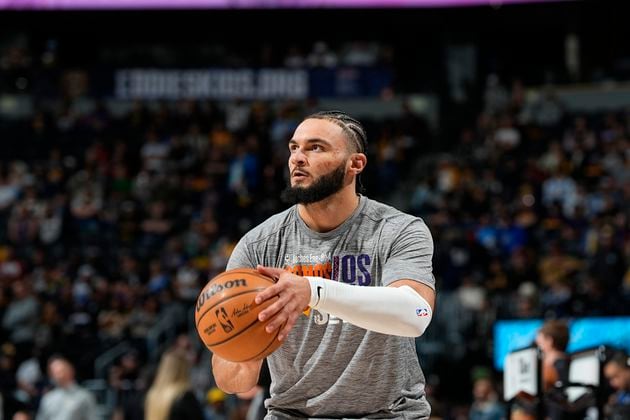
top-left (0, 0), bottom-right (629, 419)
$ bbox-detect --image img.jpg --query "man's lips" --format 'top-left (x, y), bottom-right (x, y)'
top-left (291, 170), bottom-right (309, 178)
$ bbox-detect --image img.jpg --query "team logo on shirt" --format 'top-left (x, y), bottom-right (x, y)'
top-left (284, 253), bottom-right (372, 285)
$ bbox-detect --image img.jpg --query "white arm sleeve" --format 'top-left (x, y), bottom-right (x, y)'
top-left (305, 277), bottom-right (433, 337)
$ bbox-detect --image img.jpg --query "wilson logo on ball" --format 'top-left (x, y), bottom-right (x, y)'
top-left (196, 278), bottom-right (248, 312)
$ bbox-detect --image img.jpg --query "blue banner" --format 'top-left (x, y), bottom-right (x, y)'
top-left (112, 68), bottom-right (392, 100)
top-left (493, 317), bottom-right (630, 370)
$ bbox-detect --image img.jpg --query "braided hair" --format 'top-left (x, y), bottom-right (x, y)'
top-left (306, 110), bottom-right (368, 154)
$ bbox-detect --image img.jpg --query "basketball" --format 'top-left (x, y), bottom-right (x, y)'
top-left (195, 268), bottom-right (283, 362)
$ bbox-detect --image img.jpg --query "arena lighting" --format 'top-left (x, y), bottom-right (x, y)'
top-left (0, 0), bottom-right (573, 10)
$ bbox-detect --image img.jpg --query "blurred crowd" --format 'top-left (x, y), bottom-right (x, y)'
top-left (415, 75), bottom-right (630, 415)
top-left (422, 76), bottom-right (629, 319)
top-left (0, 36), bottom-right (629, 420)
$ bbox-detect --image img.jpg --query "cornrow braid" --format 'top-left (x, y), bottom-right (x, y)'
top-left (306, 110), bottom-right (368, 154)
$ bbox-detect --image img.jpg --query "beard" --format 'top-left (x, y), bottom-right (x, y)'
top-left (281, 162), bottom-right (347, 205)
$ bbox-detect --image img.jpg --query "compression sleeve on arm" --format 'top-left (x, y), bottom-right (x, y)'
top-left (305, 277), bottom-right (433, 337)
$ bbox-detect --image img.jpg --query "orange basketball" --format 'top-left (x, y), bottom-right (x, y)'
top-left (194, 268), bottom-right (283, 362)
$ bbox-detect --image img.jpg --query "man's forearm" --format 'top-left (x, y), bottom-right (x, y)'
top-left (306, 277), bottom-right (433, 337)
top-left (211, 355), bottom-right (263, 394)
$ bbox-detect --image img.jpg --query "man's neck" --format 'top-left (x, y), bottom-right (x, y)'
top-left (297, 188), bottom-right (360, 233)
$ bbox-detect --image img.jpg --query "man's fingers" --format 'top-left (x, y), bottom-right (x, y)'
top-left (278, 312), bottom-right (299, 341)
top-left (258, 296), bottom-right (284, 322)
top-left (257, 265), bottom-right (284, 280)
top-left (264, 306), bottom-right (297, 336)
top-left (265, 316), bottom-right (284, 333)
top-left (254, 282), bottom-right (281, 304)
top-left (251, 268), bottom-right (304, 341)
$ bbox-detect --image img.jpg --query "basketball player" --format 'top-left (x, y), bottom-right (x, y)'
top-left (212, 111), bottom-right (436, 418)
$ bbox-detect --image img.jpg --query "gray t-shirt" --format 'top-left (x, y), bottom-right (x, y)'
top-left (227, 195), bottom-right (435, 419)
top-left (36, 384), bottom-right (98, 420)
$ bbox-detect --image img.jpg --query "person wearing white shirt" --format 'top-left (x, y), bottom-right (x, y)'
top-left (36, 357), bottom-right (97, 420)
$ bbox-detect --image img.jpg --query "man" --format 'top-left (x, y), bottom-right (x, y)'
top-left (469, 374), bottom-right (506, 420)
top-left (212, 111), bottom-right (436, 418)
top-left (36, 356), bottom-right (97, 420)
top-left (603, 350), bottom-right (630, 418)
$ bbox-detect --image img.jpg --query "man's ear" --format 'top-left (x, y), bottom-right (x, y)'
top-left (350, 153), bottom-right (367, 175)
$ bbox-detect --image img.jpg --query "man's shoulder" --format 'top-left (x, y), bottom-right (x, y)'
top-left (241, 206), bottom-right (296, 244)
top-left (74, 385), bottom-right (96, 405)
top-left (76, 385), bottom-right (94, 396)
top-left (362, 197), bottom-right (425, 227)
top-left (39, 386), bottom-right (64, 406)
top-left (40, 387), bottom-right (58, 402)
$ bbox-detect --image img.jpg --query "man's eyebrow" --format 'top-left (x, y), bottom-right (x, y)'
top-left (288, 138), bottom-right (333, 146)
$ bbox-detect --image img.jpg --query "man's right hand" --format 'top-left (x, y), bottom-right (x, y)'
top-left (255, 265), bottom-right (312, 341)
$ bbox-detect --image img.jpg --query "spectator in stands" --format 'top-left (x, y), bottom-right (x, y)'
top-left (109, 351), bottom-right (145, 420)
top-left (536, 320), bottom-right (577, 415)
top-left (468, 369), bottom-right (506, 420)
top-left (14, 350), bottom-right (44, 414)
top-left (36, 356), bottom-right (97, 420)
top-left (2, 280), bottom-right (38, 362)
top-left (603, 350), bottom-right (630, 417)
top-left (144, 349), bottom-right (204, 420)
top-left (306, 41), bottom-right (338, 68)
top-left (511, 320), bottom-right (572, 420)
top-left (205, 387), bottom-right (228, 419)
top-left (1, 342), bottom-right (28, 419)
top-left (483, 74), bottom-right (509, 116)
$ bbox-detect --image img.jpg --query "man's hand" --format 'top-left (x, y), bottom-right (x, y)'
top-left (255, 265), bottom-right (311, 341)
top-left (212, 354), bottom-right (263, 393)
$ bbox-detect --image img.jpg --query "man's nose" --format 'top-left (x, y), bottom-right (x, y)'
top-left (289, 149), bottom-right (307, 166)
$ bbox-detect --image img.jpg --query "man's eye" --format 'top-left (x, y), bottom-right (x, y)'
top-left (311, 145), bottom-right (322, 151)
